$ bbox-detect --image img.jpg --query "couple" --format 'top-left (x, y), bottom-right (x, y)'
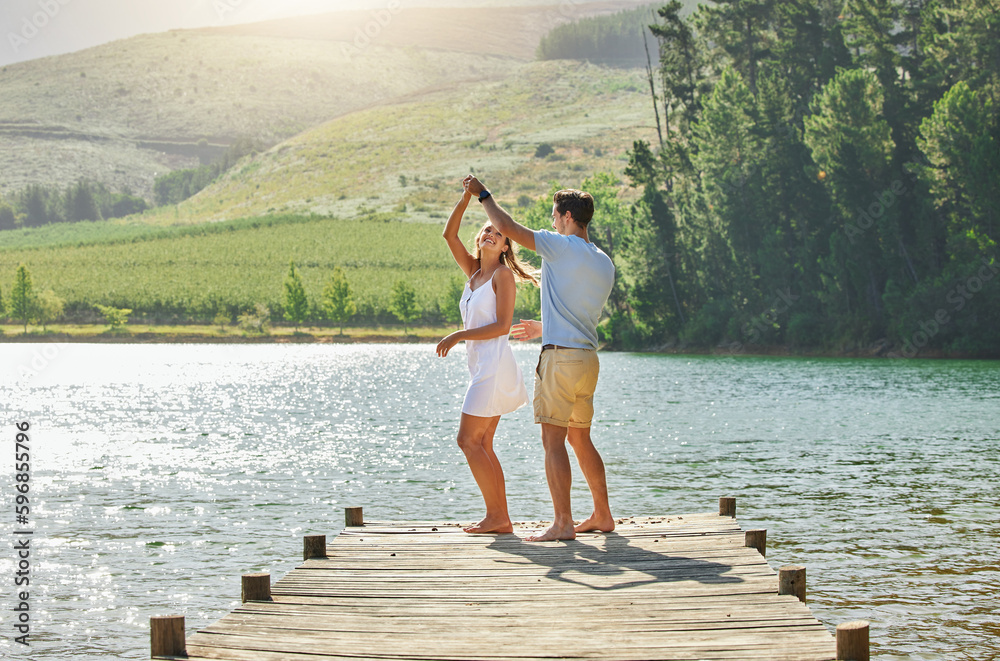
top-left (435, 175), bottom-right (615, 542)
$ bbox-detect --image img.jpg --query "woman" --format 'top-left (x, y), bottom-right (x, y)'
top-left (436, 183), bottom-right (538, 534)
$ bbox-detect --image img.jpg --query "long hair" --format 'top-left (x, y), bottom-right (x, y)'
top-left (472, 223), bottom-right (539, 286)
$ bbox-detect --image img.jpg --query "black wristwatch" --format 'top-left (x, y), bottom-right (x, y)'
top-left (478, 189), bottom-right (492, 203)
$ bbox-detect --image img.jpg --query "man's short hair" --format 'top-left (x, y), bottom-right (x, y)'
top-left (553, 189), bottom-right (595, 226)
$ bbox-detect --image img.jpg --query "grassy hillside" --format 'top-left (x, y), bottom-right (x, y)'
top-left (0, 1), bottom-right (649, 199)
top-left (0, 35), bottom-right (514, 198)
top-left (138, 59), bottom-right (655, 225)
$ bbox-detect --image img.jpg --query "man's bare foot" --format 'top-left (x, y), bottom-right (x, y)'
top-left (525, 523), bottom-right (576, 542)
top-left (574, 513), bottom-right (615, 533)
top-left (463, 515), bottom-right (513, 534)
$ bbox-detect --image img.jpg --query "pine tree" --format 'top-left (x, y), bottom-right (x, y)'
top-left (283, 260), bottom-right (309, 331)
top-left (917, 81), bottom-right (999, 254)
top-left (692, 66), bottom-right (763, 295)
top-left (695, 0), bottom-right (777, 95)
top-left (22, 185), bottom-right (48, 227)
top-left (322, 267), bottom-right (357, 335)
top-left (0, 203), bottom-right (15, 231)
top-left (389, 280), bottom-right (419, 334)
top-left (66, 181), bottom-right (101, 222)
top-left (804, 68), bottom-right (897, 331)
top-left (10, 264), bottom-right (35, 334)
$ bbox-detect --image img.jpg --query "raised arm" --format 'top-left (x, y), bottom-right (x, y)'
top-left (464, 176), bottom-right (536, 252)
top-left (442, 191), bottom-right (478, 277)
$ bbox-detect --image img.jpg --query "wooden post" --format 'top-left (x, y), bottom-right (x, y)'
top-left (345, 506), bottom-right (364, 527)
top-left (303, 534), bottom-right (327, 560)
top-left (150, 614), bottom-right (186, 658)
top-left (718, 497), bottom-right (736, 518)
top-left (778, 565), bottom-right (806, 602)
top-left (745, 529), bottom-right (766, 557)
top-left (836, 620), bottom-right (870, 661)
top-left (241, 572), bottom-right (271, 603)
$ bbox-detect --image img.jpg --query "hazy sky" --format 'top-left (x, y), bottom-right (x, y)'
top-left (0, 0), bottom-right (426, 66)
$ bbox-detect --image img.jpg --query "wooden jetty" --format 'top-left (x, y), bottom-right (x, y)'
top-left (151, 500), bottom-right (869, 661)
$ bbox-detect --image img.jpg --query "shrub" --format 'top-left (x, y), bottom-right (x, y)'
top-left (95, 304), bottom-right (131, 331)
top-left (534, 143), bottom-right (554, 158)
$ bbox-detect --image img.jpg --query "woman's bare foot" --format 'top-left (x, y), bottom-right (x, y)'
top-left (463, 515), bottom-right (513, 534)
top-left (574, 513), bottom-right (615, 533)
top-left (525, 523), bottom-right (576, 542)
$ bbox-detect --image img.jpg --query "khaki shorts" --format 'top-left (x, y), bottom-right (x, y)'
top-left (533, 347), bottom-right (600, 428)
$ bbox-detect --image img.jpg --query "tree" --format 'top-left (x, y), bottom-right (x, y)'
top-left (695, 0), bottom-right (777, 95)
top-left (239, 303), bottom-right (270, 334)
top-left (35, 289), bottom-right (65, 331)
top-left (283, 260), bottom-right (308, 331)
top-left (0, 203), bottom-right (15, 230)
top-left (322, 267), bottom-right (357, 335)
top-left (916, 81), bottom-right (998, 253)
top-left (692, 67), bottom-right (763, 297)
top-left (213, 310), bottom-right (230, 332)
top-left (919, 0), bottom-right (1000, 101)
top-left (22, 185), bottom-right (49, 227)
top-left (10, 264), bottom-right (35, 333)
top-left (66, 181), bottom-right (101, 222)
top-left (440, 276), bottom-right (465, 329)
top-left (95, 304), bottom-right (132, 331)
top-left (389, 280), bottom-right (419, 334)
top-left (650, 1), bottom-right (704, 135)
top-left (804, 68), bottom-right (897, 334)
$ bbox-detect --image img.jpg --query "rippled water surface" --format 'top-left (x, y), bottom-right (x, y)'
top-left (0, 344), bottom-right (997, 660)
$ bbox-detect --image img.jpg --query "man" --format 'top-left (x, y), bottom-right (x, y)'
top-left (463, 175), bottom-right (615, 541)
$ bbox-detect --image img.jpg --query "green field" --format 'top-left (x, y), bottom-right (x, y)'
top-left (0, 213), bottom-right (492, 321)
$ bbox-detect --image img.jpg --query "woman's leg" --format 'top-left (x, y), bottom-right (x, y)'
top-left (456, 413), bottom-right (512, 533)
top-left (480, 416), bottom-right (508, 524)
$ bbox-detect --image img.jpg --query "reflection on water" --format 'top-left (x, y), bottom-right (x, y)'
top-left (0, 344), bottom-right (997, 659)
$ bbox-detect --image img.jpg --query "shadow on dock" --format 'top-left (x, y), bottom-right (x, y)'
top-left (486, 532), bottom-right (745, 591)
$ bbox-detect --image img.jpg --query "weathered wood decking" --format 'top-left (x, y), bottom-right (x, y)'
top-left (178, 513), bottom-right (837, 661)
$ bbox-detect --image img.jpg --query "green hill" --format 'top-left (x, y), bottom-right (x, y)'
top-left (0, 1), bottom-right (650, 201)
top-left (138, 59), bottom-right (654, 226)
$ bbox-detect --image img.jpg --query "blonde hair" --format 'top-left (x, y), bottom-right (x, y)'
top-left (472, 223), bottom-right (539, 286)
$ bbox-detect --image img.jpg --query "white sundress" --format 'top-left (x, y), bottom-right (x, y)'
top-left (459, 269), bottom-right (529, 417)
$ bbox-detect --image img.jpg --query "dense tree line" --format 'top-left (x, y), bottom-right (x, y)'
top-left (536, 4), bottom-right (661, 66)
top-left (572, 0), bottom-right (999, 356)
top-left (0, 181), bottom-right (147, 230)
top-left (153, 137), bottom-right (265, 206)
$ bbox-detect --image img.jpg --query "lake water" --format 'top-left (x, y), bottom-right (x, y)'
top-left (0, 343), bottom-right (997, 660)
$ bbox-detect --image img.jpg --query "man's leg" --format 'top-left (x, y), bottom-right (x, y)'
top-left (567, 426), bottom-right (614, 533)
top-left (525, 422), bottom-right (576, 541)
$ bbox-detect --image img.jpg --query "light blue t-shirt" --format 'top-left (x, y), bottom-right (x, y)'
top-left (533, 230), bottom-right (615, 349)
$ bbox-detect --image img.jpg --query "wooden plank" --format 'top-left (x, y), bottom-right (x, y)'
top-left (181, 514), bottom-right (837, 661)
